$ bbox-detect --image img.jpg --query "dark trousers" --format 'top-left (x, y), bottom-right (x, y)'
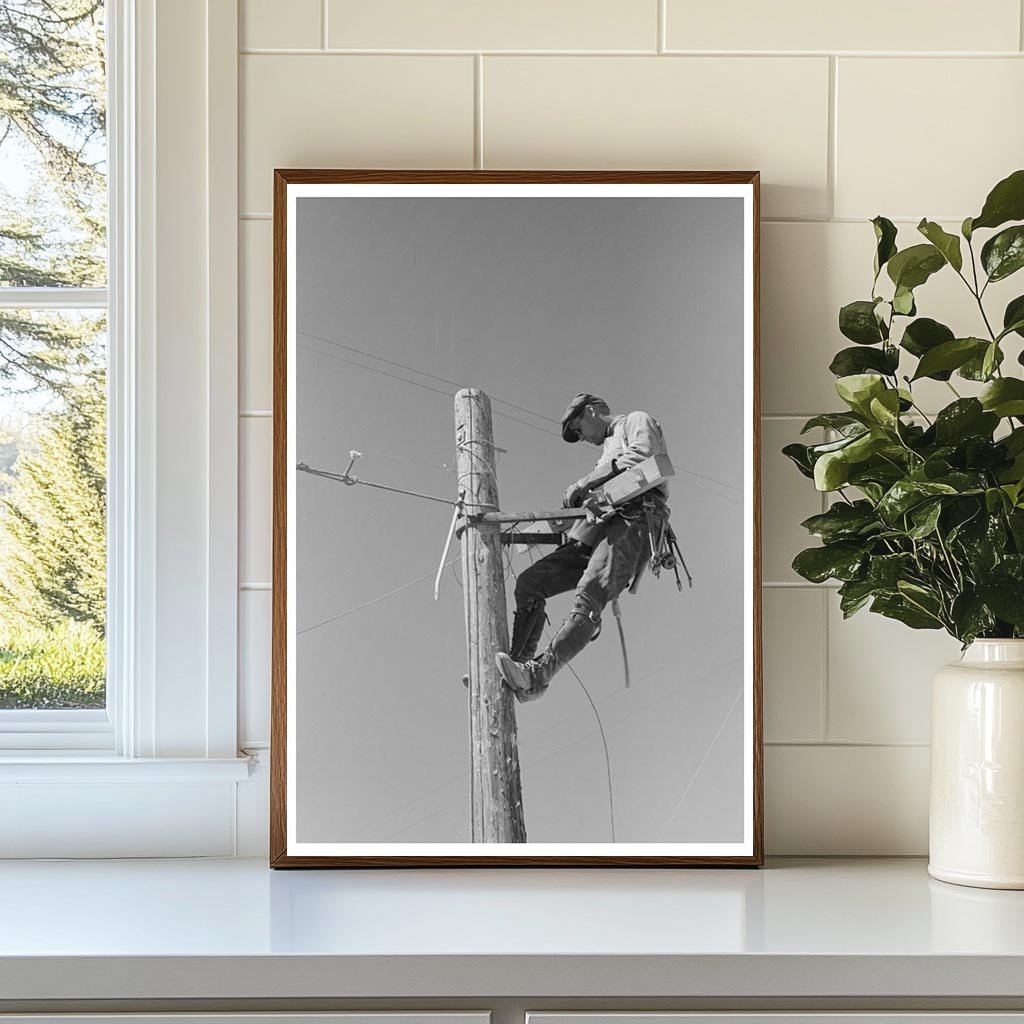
top-left (511, 510), bottom-right (656, 660)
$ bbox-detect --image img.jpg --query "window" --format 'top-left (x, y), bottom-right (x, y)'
top-left (0, 2), bottom-right (109, 733)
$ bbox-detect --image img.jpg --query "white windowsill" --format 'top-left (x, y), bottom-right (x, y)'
top-left (0, 755), bottom-right (253, 782)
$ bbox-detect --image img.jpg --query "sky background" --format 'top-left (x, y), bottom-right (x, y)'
top-left (294, 194), bottom-right (747, 844)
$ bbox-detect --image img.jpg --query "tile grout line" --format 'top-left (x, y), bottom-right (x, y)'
top-left (820, 431), bottom-right (831, 741)
top-left (474, 55), bottom-right (484, 169)
top-left (321, 0), bottom-right (328, 50)
top-left (237, 47), bottom-right (1024, 57)
top-left (766, 740), bottom-right (931, 748)
top-left (657, 0), bottom-right (666, 53)
top-left (820, 586), bottom-right (830, 742)
top-left (827, 55), bottom-right (838, 220)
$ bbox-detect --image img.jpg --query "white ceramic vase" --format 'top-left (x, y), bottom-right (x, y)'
top-left (929, 639), bottom-right (1024, 889)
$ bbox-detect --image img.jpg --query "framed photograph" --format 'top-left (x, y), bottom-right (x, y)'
top-left (271, 170), bottom-right (762, 867)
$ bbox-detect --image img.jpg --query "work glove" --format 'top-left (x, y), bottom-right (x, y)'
top-left (562, 479), bottom-right (588, 508)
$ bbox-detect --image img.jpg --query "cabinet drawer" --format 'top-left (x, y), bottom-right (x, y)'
top-left (0, 1016), bottom-right (489, 1024)
top-left (528, 1016), bottom-right (1024, 1024)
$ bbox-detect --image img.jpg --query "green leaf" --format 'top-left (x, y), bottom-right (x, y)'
top-left (836, 373), bottom-right (886, 414)
top-left (981, 225), bottom-right (1024, 283)
top-left (868, 389), bottom-right (902, 430)
top-left (814, 451), bottom-right (851, 491)
top-left (911, 337), bottom-right (988, 381)
top-left (839, 300), bottom-right (887, 345)
top-left (917, 219), bottom-right (963, 272)
top-left (959, 344), bottom-right (1004, 381)
top-left (782, 442), bottom-right (815, 479)
top-left (908, 500), bottom-right (943, 540)
top-left (976, 576), bottom-right (1024, 629)
top-left (800, 500), bottom-right (879, 543)
top-left (877, 479), bottom-right (958, 524)
top-left (892, 286), bottom-right (916, 316)
top-left (933, 399), bottom-right (999, 445)
top-left (1003, 295), bottom-right (1024, 339)
top-left (962, 216), bottom-right (974, 241)
top-left (871, 593), bottom-right (943, 630)
top-left (887, 244), bottom-right (946, 291)
top-left (971, 169), bottom-right (1024, 232)
top-left (868, 552), bottom-right (915, 587)
top-left (829, 345), bottom-right (899, 378)
top-left (950, 593), bottom-right (995, 644)
top-left (800, 413), bottom-right (866, 435)
top-left (982, 341), bottom-right (1000, 381)
top-left (792, 542), bottom-right (866, 584)
top-left (900, 318), bottom-right (955, 370)
top-left (872, 216), bottom-right (898, 278)
top-left (980, 378), bottom-right (1024, 418)
top-left (838, 578), bottom-right (882, 618)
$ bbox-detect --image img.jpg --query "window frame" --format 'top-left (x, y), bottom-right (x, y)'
top-left (0, 0), bottom-right (244, 794)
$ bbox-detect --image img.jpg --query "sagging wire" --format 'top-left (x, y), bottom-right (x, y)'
top-left (542, 622), bottom-right (617, 844)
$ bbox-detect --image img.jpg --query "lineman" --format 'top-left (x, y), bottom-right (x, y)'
top-left (495, 393), bottom-right (671, 703)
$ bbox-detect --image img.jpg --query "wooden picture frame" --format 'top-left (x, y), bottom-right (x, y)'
top-left (271, 170), bottom-right (762, 867)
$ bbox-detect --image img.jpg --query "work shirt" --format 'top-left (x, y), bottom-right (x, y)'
top-left (596, 411), bottom-right (670, 501)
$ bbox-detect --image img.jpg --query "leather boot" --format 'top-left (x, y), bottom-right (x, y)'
top-left (509, 600), bottom-right (547, 662)
top-left (496, 594), bottom-right (601, 702)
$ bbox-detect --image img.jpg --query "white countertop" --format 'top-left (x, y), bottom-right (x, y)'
top-left (3, 856), bottom-right (1024, 1002)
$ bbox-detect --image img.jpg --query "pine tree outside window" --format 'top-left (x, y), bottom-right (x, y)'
top-left (0, 2), bottom-right (109, 732)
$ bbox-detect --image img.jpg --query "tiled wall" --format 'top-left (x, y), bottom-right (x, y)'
top-left (236, 0), bottom-right (1024, 854)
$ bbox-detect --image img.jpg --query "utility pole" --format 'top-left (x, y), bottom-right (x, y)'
top-left (454, 388), bottom-right (527, 843)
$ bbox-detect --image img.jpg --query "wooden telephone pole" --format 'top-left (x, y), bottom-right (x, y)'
top-left (454, 388), bottom-right (527, 843)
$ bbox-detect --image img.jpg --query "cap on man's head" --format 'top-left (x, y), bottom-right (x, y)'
top-left (560, 393), bottom-right (606, 443)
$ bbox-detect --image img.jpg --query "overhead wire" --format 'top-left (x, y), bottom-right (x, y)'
top-left (657, 686), bottom-right (744, 841)
top-left (298, 555), bottom-right (461, 635)
top-left (298, 337), bottom-right (559, 437)
top-left (300, 336), bottom-right (745, 503)
top-left (542, 624), bottom-right (617, 843)
top-left (298, 328), bottom-right (562, 424)
top-left (337, 619), bottom-right (742, 842)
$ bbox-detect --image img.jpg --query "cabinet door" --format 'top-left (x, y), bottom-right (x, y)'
top-left (0, 1015), bottom-right (489, 1024)
top-left (528, 1016), bottom-right (1024, 1024)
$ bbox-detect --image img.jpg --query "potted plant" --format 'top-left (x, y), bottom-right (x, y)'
top-left (784, 169), bottom-right (1024, 889)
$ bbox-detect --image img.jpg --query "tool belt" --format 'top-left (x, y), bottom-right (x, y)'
top-left (566, 489), bottom-right (668, 549)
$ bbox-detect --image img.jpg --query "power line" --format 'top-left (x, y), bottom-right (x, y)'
top-left (338, 617), bottom-right (741, 843)
top-left (300, 335), bottom-right (745, 501)
top-left (298, 555), bottom-right (460, 635)
top-left (370, 645), bottom-right (743, 843)
top-left (298, 461), bottom-right (458, 508)
top-left (657, 686), bottom-right (744, 841)
top-left (299, 339), bottom-right (559, 437)
top-left (551, 627), bottom-right (617, 843)
top-left (298, 328), bottom-right (561, 425)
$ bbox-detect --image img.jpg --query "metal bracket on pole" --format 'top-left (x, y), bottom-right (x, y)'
top-left (434, 489), bottom-right (465, 601)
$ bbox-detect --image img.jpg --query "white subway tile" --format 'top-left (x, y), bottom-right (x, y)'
top-left (239, 590), bottom-right (272, 746)
top-left (761, 418), bottom-right (824, 584)
top-left (836, 58), bottom-right (1024, 221)
top-left (240, 55), bottom-right (474, 213)
top-left (241, 0), bottom-right (321, 50)
top-left (240, 220), bottom-right (272, 411)
top-left (666, 0), bottom-right (1020, 53)
top-left (766, 744), bottom-right (929, 854)
top-left (762, 221), bottom-right (1014, 416)
top-left (827, 598), bottom-right (961, 743)
top-left (483, 56), bottom-right (830, 219)
top-left (763, 588), bottom-right (825, 743)
top-left (240, 416), bottom-right (273, 586)
top-left (328, 0), bottom-right (657, 51)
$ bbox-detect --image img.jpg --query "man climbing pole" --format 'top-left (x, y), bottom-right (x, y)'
top-left (496, 393), bottom-right (672, 703)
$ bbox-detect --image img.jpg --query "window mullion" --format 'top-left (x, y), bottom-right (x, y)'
top-left (0, 287), bottom-right (108, 310)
